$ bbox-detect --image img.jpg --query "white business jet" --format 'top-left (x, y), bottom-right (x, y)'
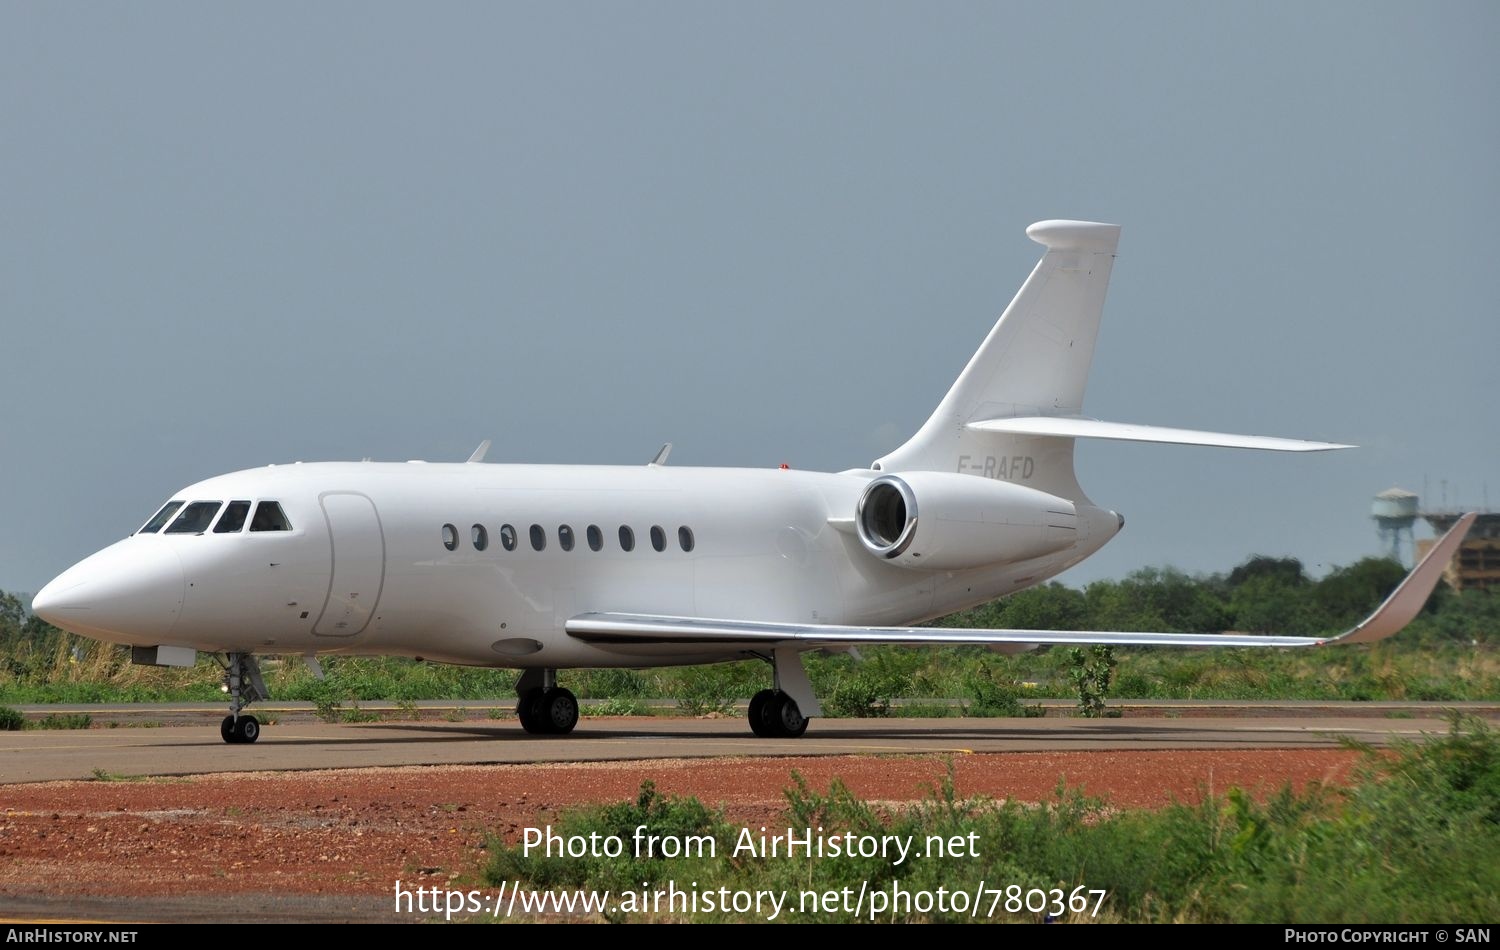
top-left (31, 220), bottom-right (1473, 744)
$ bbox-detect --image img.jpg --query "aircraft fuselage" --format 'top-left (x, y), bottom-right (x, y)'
top-left (38, 461), bottom-right (1119, 668)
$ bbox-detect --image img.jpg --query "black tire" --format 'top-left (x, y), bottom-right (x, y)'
top-left (221, 715), bottom-right (240, 744)
top-left (747, 689), bottom-right (775, 737)
top-left (236, 715), bottom-right (260, 744)
top-left (769, 693), bottom-right (808, 739)
top-left (542, 688), bottom-right (579, 735)
top-left (517, 689), bottom-right (547, 734)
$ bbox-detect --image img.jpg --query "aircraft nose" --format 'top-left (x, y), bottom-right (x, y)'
top-left (32, 540), bottom-right (186, 644)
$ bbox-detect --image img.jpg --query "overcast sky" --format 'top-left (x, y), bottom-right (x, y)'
top-left (3, 2), bottom-right (1495, 598)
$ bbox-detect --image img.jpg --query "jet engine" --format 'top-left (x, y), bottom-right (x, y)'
top-left (854, 472), bottom-right (1078, 570)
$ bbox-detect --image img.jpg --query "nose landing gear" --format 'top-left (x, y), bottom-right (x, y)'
top-left (220, 713), bottom-right (260, 744)
top-left (216, 652), bottom-right (269, 745)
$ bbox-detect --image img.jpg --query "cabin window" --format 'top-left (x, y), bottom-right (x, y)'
top-left (442, 523), bottom-right (458, 551)
top-left (138, 501), bottom-right (184, 534)
top-left (472, 524), bottom-right (488, 551)
top-left (618, 525), bottom-right (635, 552)
top-left (650, 525), bottom-right (666, 552)
top-left (500, 524), bottom-right (517, 551)
top-left (558, 525), bottom-right (575, 551)
top-left (586, 525), bottom-right (603, 551)
top-left (530, 524), bottom-right (546, 551)
top-left (250, 501), bottom-right (292, 532)
top-left (214, 501), bottom-right (251, 533)
top-left (678, 526), bottom-right (695, 552)
top-left (165, 501), bottom-right (222, 534)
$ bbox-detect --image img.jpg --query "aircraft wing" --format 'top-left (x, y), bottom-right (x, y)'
top-left (567, 513), bottom-right (1474, 651)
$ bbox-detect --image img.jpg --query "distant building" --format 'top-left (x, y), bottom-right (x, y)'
top-left (1416, 511), bottom-right (1500, 592)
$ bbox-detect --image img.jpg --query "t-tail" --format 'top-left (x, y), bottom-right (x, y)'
top-left (873, 219), bottom-right (1352, 504)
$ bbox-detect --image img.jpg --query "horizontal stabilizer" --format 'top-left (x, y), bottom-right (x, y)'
top-left (966, 416), bottom-right (1353, 452)
top-left (568, 513), bottom-right (1473, 650)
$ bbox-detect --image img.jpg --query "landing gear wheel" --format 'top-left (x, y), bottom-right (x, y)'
top-left (220, 714), bottom-right (261, 744)
top-left (748, 691), bottom-right (807, 738)
top-left (540, 688), bottom-right (579, 735)
top-left (516, 688), bottom-right (543, 734)
top-left (767, 692), bottom-right (808, 738)
top-left (747, 689), bottom-right (776, 738)
top-left (517, 687), bottom-right (578, 735)
top-left (236, 715), bottom-right (260, 744)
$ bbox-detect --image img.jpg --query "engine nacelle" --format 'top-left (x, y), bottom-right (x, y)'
top-left (855, 472), bottom-right (1078, 570)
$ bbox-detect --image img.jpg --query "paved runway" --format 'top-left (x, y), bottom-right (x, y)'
top-left (1, 712), bottom-right (1484, 783)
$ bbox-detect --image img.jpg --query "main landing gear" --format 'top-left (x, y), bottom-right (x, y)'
top-left (747, 646), bottom-right (822, 738)
top-left (514, 668), bottom-right (578, 735)
top-left (216, 652), bottom-right (269, 745)
top-left (748, 689), bottom-right (807, 738)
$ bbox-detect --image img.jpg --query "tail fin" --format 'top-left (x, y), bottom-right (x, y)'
top-left (874, 220), bottom-right (1121, 501)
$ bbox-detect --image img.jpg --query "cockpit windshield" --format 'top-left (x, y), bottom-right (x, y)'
top-left (214, 501), bottom-right (252, 533)
top-left (250, 501), bottom-right (292, 532)
top-left (139, 498), bottom-right (289, 536)
top-left (138, 501), bottom-right (184, 534)
top-left (164, 501), bottom-right (223, 534)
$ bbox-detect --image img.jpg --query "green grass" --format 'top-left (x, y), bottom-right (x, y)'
top-left (2, 571), bottom-right (1495, 710)
top-left (1, 640), bottom-right (1495, 711)
top-left (340, 704), bottom-right (382, 723)
top-left (29, 713), bottom-right (92, 730)
top-left (582, 697), bottom-right (652, 717)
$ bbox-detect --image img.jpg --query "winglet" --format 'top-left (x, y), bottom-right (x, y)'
top-left (649, 443), bottom-right (673, 466)
top-left (1322, 512), bottom-right (1475, 645)
top-left (466, 440), bottom-right (492, 464)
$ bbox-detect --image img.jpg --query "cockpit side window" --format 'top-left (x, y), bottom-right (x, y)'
top-left (214, 501), bottom-right (252, 534)
top-left (250, 501), bottom-right (292, 532)
top-left (165, 501), bottom-right (223, 534)
top-left (138, 501), bottom-right (184, 534)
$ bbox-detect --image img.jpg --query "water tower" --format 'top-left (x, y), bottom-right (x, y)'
top-left (1372, 487), bottom-right (1419, 565)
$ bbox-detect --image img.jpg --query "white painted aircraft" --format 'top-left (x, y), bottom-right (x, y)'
top-left (31, 220), bottom-right (1474, 744)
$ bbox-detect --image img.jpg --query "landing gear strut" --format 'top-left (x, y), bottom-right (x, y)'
top-left (216, 652), bottom-right (269, 745)
top-left (515, 668), bottom-right (578, 735)
top-left (747, 646), bottom-right (820, 738)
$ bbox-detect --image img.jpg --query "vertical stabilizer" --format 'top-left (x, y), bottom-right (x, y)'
top-left (873, 220), bottom-right (1121, 502)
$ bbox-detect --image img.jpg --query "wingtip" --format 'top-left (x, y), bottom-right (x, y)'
top-left (1327, 511), bottom-right (1474, 645)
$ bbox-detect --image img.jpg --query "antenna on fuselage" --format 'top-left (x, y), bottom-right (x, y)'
top-left (466, 440), bottom-right (492, 464)
top-left (649, 442), bottom-right (673, 466)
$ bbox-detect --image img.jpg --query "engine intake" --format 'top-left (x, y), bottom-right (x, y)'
top-left (856, 477), bottom-right (919, 558)
top-left (854, 472), bottom-right (1078, 571)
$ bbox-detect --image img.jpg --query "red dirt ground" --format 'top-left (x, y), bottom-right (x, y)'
top-left (0, 749), bottom-right (1360, 899)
